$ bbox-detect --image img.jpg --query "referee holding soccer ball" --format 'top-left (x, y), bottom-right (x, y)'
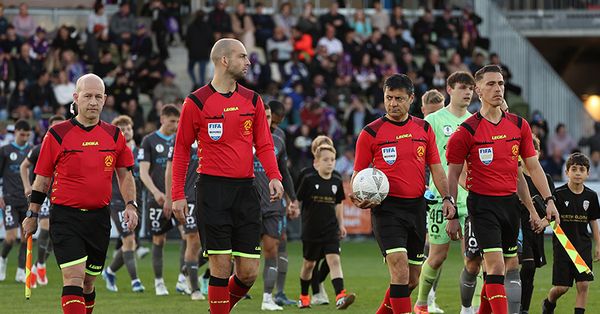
top-left (350, 73), bottom-right (454, 314)
top-left (22, 74), bottom-right (138, 314)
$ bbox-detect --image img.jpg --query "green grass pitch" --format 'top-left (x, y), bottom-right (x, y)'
top-left (0, 238), bottom-right (598, 313)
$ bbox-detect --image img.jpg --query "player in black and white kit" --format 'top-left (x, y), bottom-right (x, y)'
top-left (19, 114), bottom-right (66, 287)
top-left (0, 120), bottom-right (32, 282)
top-left (139, 104), bottom-right (181, 296)
top-left (101, 115), bottom-right (146, 293)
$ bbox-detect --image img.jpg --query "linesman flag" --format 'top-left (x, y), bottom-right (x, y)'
top-left (533, 195), bottom-right (592, 275)
top-left (26, 235), bottom-right (32, 299)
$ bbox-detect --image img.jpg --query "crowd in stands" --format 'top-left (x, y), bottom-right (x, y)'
top-left (0, 0), bottom-right (539, 180)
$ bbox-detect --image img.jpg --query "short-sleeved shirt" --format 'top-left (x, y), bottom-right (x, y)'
top-left (553, 184), bottom-right (600, 262)
top-left (35, 118), bottom-right (134, 209)
top-left (254, 134), bottom-right (286, 215)
top-left (354, 115), bottom-right (440, 198)
top-left (296, 172), bottom-right (345, 242)
top-left (0, 142), bottom-right (32, 204)
top-left (425, 107), bottom-right (471, 204)
top-left (446, 111), bottom-right (536, 196)
top-left (139, 131), bottom-right (174, 203)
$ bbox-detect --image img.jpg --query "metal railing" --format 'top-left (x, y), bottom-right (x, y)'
top-left (475, 0), bottom-right (593, 142)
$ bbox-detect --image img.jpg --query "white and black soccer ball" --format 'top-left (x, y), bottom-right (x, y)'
top-left (352, 168), bottom-right (390, 203)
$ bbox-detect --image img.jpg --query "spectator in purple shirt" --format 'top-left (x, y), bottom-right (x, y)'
top-left (29, 27), bottom-right (49, 60)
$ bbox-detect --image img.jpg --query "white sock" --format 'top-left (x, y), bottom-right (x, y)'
top-left (132, 279), bottom-right (141, 286)
top-left (178, 273), bottom-right (186, 282)
top-left (263, 292), bottom-right (272, 302)
top-left (107, 267), bottom-right (116, 275)
top-left (155, 278), bottom-right (164, 286)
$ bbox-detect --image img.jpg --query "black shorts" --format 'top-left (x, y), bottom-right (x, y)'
top-left (173, 202), bottom-right (200, 235)
top-left (196, 174), bottom-right (262, 258)
top-left (39, 197), bottom-right (51, 220)
top-left (464, 215), bottom-right (482, 259)
top-left (371, 196), bottom-right (426, 265)
top-left (520, 222), bottom-right (547, 267)
top-left (467, 192), bottom-right (520, 258)
top-left (110, 203), bottom-right (134, 237)
top-left (50, 204), bottom-right (111, 276)
top-left (302, 238), bottom-right (340, 261)
top-left (146, 201), bottom-right (174, 236)
top-left (553, 251), bottom-right (594, 286)
top-left (2, 203), bottom-right (26, 230)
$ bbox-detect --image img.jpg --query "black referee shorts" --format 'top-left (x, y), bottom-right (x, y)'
top-left (371, 196), bottom-right (427, 265)
top-left (196, 174), bottom-right (262, 259)
top-left (467, 192), bottom-right (520, 258)
top-left (50, 204), bottom-right (111, 276)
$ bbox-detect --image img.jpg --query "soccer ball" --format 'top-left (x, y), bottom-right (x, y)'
top-left (352, 168), bottom-right (390, 203)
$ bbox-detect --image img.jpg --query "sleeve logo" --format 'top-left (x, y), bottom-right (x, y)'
top-left (478, 147), bottom-right (493, 165)
top-left (208, 123), bottom-right (223, 140)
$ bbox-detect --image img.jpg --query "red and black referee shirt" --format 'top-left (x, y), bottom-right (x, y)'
top-left (446, 111), bottom-right (536, 196)
top-left (172, 83), bottom-right (282, 202)
top-left (35, 118), bottom-right (135, 210)
top-left (354, 115), bottom-right (440, 198)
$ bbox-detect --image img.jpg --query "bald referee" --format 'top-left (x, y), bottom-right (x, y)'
top-left (22, 74), bottom-right (138, 314)
top-left (171, 38), bottom-right (284, 314)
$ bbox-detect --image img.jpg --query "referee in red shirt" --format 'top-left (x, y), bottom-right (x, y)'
top-left (446, 65), bottom-right (559, 314)
top-left (22, 74), bottom-right (138, 314)
top-left (171, 38), bottom-right (284, 314)
top-left (351, 74), bottom-right (455, 314)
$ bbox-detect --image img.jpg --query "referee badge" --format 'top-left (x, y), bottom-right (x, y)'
top-left (478, 147), bottom-right (493, 165)
top-left (382, 147), bottom-right (397, 165)
top-left (208, 123), bottom-right (223, 141)
top-left (584, 200), bottom-right (590, 211)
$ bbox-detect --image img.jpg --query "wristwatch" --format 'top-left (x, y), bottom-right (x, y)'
top-left (126, 200), bottom-right (138, 210)
top-left (544, 195), bottom-right (556, 205)
top-left (26, 210), bottom-right (39, 218)
top-left (443, 196), bottom-right (455, 205)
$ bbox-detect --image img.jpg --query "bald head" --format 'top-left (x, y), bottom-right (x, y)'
top-left (76, 74), bottom-right (105, 94)
top-left (210, 38), bottom-right (245, 66)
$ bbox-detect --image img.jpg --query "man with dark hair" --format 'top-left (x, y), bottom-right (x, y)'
top-left (19, 114), bottom-right (66, 287)
top-left (139, 104), bottom-right (182, 296)
top-left (446, 65), bottom-right (559, 314)
top-left (27, 70), bottom-right (59, 114)
top-left (22, 74), bottom-right (138, 314)
top-left (415, 71), bottom-right (475, 314)
top-left (351, 73), bottom-right (455, 314)
top-left (0, 119), bottom-right (32, 282)
top-left (109, 2), bottom-right (136, 48)
top-left (171, 38), bottom-right (283, 314)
